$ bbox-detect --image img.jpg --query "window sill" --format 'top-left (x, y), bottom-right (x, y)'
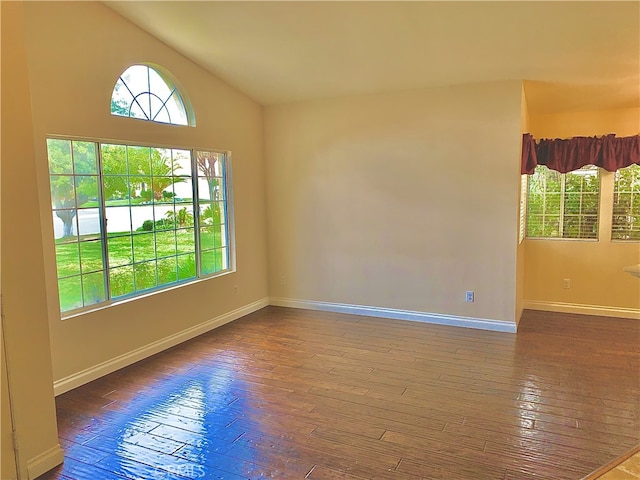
top-left (525, 237), bottom-right (599, 242)
top-left (60, 269), bottom-right (234, 320)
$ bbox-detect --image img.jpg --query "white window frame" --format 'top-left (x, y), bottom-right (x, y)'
top-left (46, 136), bottom-right (235, 317)
top-left (526, 165), bottom-right (601, 241)
top-left (111, 64), bottom-right (194, 126)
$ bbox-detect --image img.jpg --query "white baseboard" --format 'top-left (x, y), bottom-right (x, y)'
top-left (270, 297), bottom-right (517, 333)
top-left (53, 297), bottom-right (269, 396)
top-left (27, 444), bottom-right (64, 479)
top-left (524, 300), bottom-right (640, 320)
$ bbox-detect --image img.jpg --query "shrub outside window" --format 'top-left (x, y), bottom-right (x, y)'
top-left (47, 138), bottom-right (232, 314)
top-left (526, 165), bottom-right (600, 240)
top-left (612, 164), bottom-right (640, 241)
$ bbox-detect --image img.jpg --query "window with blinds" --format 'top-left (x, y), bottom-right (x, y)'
top-left (526, 165), bottom-right (600, 240)
top-left (612, 164), bottom-right (640, 241)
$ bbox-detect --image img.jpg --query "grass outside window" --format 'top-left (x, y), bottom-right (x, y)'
top-left (47, 138), bottom-right (231, 314)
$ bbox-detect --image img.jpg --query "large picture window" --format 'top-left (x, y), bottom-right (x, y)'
top-left (526, 165), bottom-right (600, 240)
top-left (47, 138), bottom-right (232, 314)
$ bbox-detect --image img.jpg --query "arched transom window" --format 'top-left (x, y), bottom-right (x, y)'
top-left (111, 65), bottom-right (192, 126)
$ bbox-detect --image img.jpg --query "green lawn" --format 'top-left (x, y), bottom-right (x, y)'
top-left (56, 227), bottom-right (226, 311)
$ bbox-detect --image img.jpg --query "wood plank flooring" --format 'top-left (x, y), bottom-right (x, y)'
top-left (40, 307), bottom-right (640, 480)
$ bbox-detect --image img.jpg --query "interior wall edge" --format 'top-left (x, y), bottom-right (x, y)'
top-left (270, 297), bottom-right (518, 333)
top-left (53, 297), bottom-right (269, 396)
top-left (2, 0), bottom-right (61, 473)
top-left (523, 301), bottom-right (640, 320)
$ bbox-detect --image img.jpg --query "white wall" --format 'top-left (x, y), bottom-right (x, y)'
top-left (22, 2), bottom-right (269, 386)
top-left (265, 81), bottom-right (523, 324)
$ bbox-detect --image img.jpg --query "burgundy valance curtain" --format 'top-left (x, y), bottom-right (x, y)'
top-left (521, 133), bottom-right (640, 175)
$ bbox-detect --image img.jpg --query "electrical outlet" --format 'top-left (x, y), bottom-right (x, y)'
top-left (563, 278), bottom-right (570, 289)
top-left (280, 276), bottom-right (287, 286)
top-left (465, 291), bottom-right (474, 302)
top-left (233, 285), bottom-right (238, 295)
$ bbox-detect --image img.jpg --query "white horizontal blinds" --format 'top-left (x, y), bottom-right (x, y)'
top-left (527, 166), bottom-right (562, 238)
top-left (612, 164), bottom-right (640, 241)
top-left (46, 139), bottom-right (232, 314)
top-left (519, 175), bottom-right (527, 243)
top-left (562, 166), bottom-right (599, 239)
top-left (526, 165), bottom-right (600, 239)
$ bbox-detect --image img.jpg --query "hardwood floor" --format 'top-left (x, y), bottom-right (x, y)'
top-left (40, 307), bottom-right (639, 480)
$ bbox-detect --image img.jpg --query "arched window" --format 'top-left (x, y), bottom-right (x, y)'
top-left (111, 64), bottom-right (193, 126)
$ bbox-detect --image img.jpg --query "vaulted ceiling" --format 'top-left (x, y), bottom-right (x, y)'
top-left (105, 1), bottom-right (639, 114)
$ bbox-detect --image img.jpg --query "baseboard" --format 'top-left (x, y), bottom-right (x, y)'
top-left (27, 444), bottom-right (64, 479)
top-left (524, 301), bottom-right (640, 320)
top-left (270, 297), bottom-right (517, 333)
top-left (53, 297), bottom-right (269, 395)
top-left (581, 444), bottom-right (640, 479)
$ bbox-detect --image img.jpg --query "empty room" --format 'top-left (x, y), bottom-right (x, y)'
top-left (1, 1), bottom-right (639, 479)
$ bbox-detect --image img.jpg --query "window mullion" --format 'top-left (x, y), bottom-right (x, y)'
top-left (543, 172), bottom-right (550, 237)
top-left (191, 150), bottom-right (202, 277)
top-left (69, 144), bottom-right (86, 308)
top-left (222, 153), bottom-right (232, 268)
top-left (96, 142), bottom-right (111, 302)
top-left (147, 66), bottom-right (152, 123)
top-left (559, 174), bottom-right (566, 237)
top-left (154, 88), bottom-right (176, 123)
top-left (631, 173), bottom-right (637, 234)
top-left (577, 177), bottom-right (583, 236)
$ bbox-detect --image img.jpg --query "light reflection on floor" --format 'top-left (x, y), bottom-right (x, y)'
top-left (61, 357), bottom-right (270, 479)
